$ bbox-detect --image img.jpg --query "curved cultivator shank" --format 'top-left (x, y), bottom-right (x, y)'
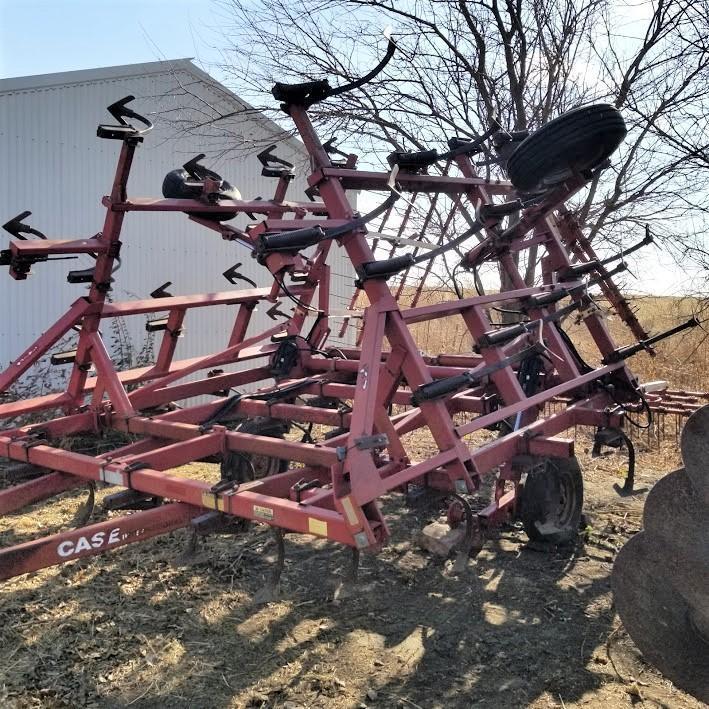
top-left (0, 41), bottom-right (704, 701)
top-left (612, 407), bottom-right (709, 702)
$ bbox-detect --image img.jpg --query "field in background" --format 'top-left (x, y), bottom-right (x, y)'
top-left (395, 288), bottom-right (709, 392)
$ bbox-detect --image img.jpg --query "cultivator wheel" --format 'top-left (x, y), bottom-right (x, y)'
top-left (507, 104), bottom-right (627, 192)
top-left (220, 417), bottom-right (289, 483)
top-left (518, 456), bottom-right (583, 545)
top-left (612, 406), bottom-right (709, 702)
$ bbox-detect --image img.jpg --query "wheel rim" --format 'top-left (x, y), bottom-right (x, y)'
top-left (520, 457), bottom-right (583, 542)
top-left (554, 463), bottom-right (577, 527)
top-left (251, 453), bottom-right (282, 479)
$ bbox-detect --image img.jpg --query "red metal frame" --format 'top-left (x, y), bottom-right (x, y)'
top-left (0, 98), bottom-right (648, 580)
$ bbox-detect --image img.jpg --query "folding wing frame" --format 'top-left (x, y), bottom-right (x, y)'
top-left (0, 90), bottom-right (684, 582)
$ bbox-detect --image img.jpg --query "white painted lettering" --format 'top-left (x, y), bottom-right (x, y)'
top-left (56, 526), bottom-right (125, 559)
top-left (57, 541), bottom-right (74, 557)
top-left (74, 536), bottom-right (92, 553)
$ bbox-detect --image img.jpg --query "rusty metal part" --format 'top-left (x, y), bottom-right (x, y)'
top-left (612, 531), bottom-right (709, 703)
top-left (680, 405), bottom-right (709, 501)
top-left (642, 468), bottom-right (709, 566)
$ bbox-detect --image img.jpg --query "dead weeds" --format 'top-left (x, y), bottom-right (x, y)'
top-left (0, 437), bottom-right (701, 709)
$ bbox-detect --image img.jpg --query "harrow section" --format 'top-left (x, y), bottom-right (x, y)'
top-left (1, 43), bottom-right (705, 700)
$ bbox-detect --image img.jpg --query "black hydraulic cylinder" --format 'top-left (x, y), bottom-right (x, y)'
top-left (412, 373), bottom-right (473, 404)
top-left (387, 149), bottom-right (439, 169)
top-left (479, 301), bottom-right (583, 348)
top-left (559, 260), bottom-right (601, 279)
top-left (478, 200), bottom-right (523, 221)
top-left (67, 267), bottom-right (96, 284)
top-left (526, 288), bottom-right (569, 308)
top-left (358, 254), bottom-right (415, 281)
top-left (257, 226), bottom-right (326, 254)
top-left (603, 317), bottom-right (700, 363)
top-left (412, 343), bottom-right (544, 405)
top-left (525, 262), bottom-right (628, 309)
top-left (480, 322), bottom-right (529, 348)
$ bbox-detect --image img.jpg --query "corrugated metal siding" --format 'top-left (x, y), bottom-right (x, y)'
top-left (0, 65), bottom-right (355, 397)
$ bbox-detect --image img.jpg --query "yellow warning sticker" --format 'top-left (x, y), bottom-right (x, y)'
top-left (201, 492), bottom-right (225, 511)
top-left (308, 518), bottom-right (328, 537)
top-left (253, 505), bottom-right (274, 520)
top-left (340, 496), bottom-right (359, 526)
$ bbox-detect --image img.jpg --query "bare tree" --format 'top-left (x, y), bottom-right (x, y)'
top-left (201, 0), bottom-right (708, 294)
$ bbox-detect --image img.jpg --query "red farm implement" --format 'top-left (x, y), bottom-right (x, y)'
top-left (0, 43), bottom-right (706, 701)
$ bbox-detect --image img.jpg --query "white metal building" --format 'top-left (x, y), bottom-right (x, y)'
top-left (0, 59), bottom-right (355, 391)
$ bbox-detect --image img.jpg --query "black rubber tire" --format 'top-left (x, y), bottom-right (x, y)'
top-left (507, 104), bottom-right (626, 192)
top-left (305, 395), bottom-right (341, 410)
top-left (518, 456), bottom-right (584, 544)
top-left (220, 417), bottom-right (289, 483)
top-left (162, 168), bottom-right (240, 221)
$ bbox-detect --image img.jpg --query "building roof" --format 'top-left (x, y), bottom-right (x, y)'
top-left (0, 59), bottom-right (200, 94)
top-left (0, 58), bottom-right (303, 154)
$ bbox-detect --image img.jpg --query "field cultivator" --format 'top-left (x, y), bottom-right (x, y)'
top-left (0, 43), bottom-right (706, 700)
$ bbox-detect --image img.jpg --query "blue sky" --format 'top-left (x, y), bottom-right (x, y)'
top-left (0, 0), bottom-right (218, 79)
top-left (0, 0), bottom-right (699, 296)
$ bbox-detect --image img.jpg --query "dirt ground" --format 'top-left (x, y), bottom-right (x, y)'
top-left (0, 431), bottom-right (704, 709)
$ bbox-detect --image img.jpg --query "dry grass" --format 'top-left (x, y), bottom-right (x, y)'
top-left (394, 287), bottom-right (709, 391)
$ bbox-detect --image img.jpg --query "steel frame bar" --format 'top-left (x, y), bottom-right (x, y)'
top-left (0, 503), bottom-right (199, 581)
top-left (0, 472), bottom-right (87, 515)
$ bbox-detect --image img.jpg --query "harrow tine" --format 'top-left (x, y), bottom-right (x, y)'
top-left (367, 196), bottom-right (396, 254)
top-left (71, 481), bottom-right (95, 527)
top-left (175, 528), bottom-right (204, 566)
top-left (2, 462), bottom-right (49, 483)
top-left (407, 194), bottom-right (463, 308)
top-left (349, 547), bottom-right (360, 584)
top-left (185, 529), bottom-right (199, 556)
top-left (384, 192), bottom-right (418, 260)
top-left (254, 527), bottom-right (286, 605)
top-left (333, 547), bottom-right (361, 601)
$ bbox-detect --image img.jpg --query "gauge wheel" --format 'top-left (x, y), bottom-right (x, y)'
top-left (507, 104), bottom-right (626, 192)
top-left (220, 417), bottom-right (289, 483)
top-left (518, 456), bottom-right (583, 544)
